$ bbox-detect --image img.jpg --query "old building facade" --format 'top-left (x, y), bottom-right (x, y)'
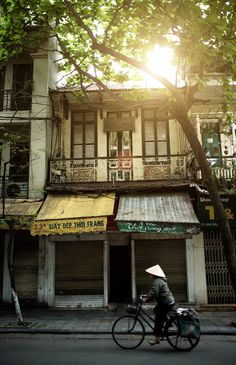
top-left (1, 43), bottom-right (236, 308)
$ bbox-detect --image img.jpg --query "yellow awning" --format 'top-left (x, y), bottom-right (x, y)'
top-left (0, 200), bottom-right (43, 230)
top-left (31, 193), bottom-right (115, 236)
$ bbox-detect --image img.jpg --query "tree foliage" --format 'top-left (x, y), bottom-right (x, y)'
top-left (1, 0), bottom-right (236, 85)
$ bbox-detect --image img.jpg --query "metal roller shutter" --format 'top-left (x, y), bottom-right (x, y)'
top-left (14, 232), bottom-right (38, 300)
top-left (135, 239), bottom-right (187, 302)
top-left (0, 232), bottom-right (4, 300)
top-left (204, 230), bottom-right (236, 304)
top-left (55, 241), bottom-right (103, 295)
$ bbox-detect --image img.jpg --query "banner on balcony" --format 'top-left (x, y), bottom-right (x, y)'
top-left (197, 193), bottom-right (236, 229)
top-left (31, 217), bottom-right (108, 236)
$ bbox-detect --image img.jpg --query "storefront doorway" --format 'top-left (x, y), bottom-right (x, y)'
top-left (109, 245), bottom-right (131, 302)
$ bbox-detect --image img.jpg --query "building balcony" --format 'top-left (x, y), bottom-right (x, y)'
top-left (49, 155), bottom-right (188, 184)
top-left (207, 156), bottom-right (236, 181)
top-left (0, 89), bottom-right (32, 111)
top-left (49, 155), bottom-right (236, 187)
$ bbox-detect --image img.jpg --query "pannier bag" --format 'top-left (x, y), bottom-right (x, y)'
top-left (177, 308), bottom-right (201, 338)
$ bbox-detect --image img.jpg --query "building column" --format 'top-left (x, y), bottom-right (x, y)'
top-left (103, 240), bottom-right (109, 307)
top-left (193, 232), bottom-right (208, 304)
top-left (186, 238), bottom-right (195, 302)
top-left (2, 232), bottom-right (12, 302)
top-left (186, 233), bottom-right (208, 304)
top-left (131, 239), bottom-right (137, 301)
top-left (46, 238), bottom-right (55, 307)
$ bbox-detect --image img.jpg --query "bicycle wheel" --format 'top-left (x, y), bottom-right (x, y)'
top-left (165, 317), bottom-right (200, 351)
top-left (112, 315), bottom-right (145, 350)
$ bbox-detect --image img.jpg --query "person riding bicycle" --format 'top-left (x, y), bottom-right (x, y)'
top-left (141, 264), bottom-right (175, 345)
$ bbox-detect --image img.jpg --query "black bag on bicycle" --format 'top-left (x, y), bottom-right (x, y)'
top-left (178, 312), bottom-right (201, 338)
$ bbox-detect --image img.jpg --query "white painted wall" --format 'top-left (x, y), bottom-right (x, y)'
top-left (186, 233), bottom-right (208, 304)
top-left (132, 108), bottom-right (143, 180)
top-left (97, 110), bottom-right (107, 180)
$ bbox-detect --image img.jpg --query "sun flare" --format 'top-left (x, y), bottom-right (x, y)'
top-left (142, 45), bottom-right (177, 87)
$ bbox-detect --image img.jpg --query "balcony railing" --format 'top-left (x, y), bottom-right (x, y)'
top-left (0, 89), bottom-right (32, 111)
top-left (49, 155), bottom-right (236, 185)
top-left (49, 155), bottom-right (187, 183)
top-left (208, 156), bottom-right (236, 181)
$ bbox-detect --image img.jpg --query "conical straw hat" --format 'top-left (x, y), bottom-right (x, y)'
top-left (145, 264), bottom-right (165, 278)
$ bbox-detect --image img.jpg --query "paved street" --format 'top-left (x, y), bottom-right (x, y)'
top-left (0, 334), bottom-right (236, 365)
top-left (0, 307), bottom-right (236, 335)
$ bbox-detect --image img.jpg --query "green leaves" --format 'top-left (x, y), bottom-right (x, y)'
top-left (1, 0), bottom-right (236, 92)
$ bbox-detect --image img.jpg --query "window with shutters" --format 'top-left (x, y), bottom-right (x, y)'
top-left (142, 108), bottom-right (169, 163)
top-left (11, 63), bottom-right (33, 111)
top-left (72, 111), bottom-right (97, 161)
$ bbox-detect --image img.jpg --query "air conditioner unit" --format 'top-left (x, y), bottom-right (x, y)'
top-left (6, 183), bottom-right (21, 198)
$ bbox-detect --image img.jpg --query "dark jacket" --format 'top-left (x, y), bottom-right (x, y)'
top-left (147, 276), bottom-right (175, 305)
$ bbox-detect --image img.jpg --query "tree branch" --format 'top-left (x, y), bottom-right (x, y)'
top-left (63, 0), bottom-right (185, 107)
top-left (54, 34), bottom-right (128, 107)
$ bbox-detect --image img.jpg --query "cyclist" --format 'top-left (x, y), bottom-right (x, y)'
top-left (141, 264), bottom-right (175, 345)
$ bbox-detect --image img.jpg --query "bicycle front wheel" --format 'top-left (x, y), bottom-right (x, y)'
top-left (112, 315), bottom-right (145, 350)
top-left (165, 317), bottom-right (200, 351)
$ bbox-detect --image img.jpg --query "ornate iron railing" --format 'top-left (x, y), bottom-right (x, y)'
top-left (49, 155), bottom-right (188, 183)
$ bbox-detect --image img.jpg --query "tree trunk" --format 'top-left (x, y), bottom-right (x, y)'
top-left (175, 107), bottom-right (236, 297)
top-left (7, 221), bottom-right (24, 325)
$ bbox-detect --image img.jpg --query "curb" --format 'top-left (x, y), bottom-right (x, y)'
top-left (1, 328), bottom-right (236, 335)
top-left (0, 328), bottom-right (111, 335)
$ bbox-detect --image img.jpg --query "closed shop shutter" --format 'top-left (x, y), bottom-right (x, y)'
top-left (135, 239), bottom-right (187, 302)
top-left (204, 230), bottom-right (236, 304)
top-left (14, 232), bottom-right (38, 300)
top-left (0, 232), bottom-right (4, 300)
top-left (55, 241), bottom-right (103, 295)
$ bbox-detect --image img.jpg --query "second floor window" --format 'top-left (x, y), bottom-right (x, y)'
top-left (11, 63), bottom-right (33, 111)
top-left (142, 109), bottom-right (169, 162)
top-left (72, 111), bottom-right (97, 160)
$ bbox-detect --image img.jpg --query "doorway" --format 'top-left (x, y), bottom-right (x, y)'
top-left (109, 245), bottom-right (131, 302)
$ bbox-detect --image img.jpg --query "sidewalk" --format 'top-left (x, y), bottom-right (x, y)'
top-left (0, 307), bottom-right (236, 335)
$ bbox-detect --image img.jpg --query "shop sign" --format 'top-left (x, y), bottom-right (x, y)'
top-left (31, 217), bottom-right (107, 236)
top-left (117, 221), bottom-right (199, 234)
top-left (197, 194), bottom-right (236, 228)
top-left (0, 216), bottom-right (33, 230)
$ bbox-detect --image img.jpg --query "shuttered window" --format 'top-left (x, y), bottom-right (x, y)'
top-left (11, 63), bottom-right (33, 110)
top-left (72, 111), bottom-right (97, 160)
top-left (142, 109), bottom-right (169, 162)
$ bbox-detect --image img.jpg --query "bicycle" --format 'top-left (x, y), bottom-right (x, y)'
top-left (112, 297), bottom-right (200, 351)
